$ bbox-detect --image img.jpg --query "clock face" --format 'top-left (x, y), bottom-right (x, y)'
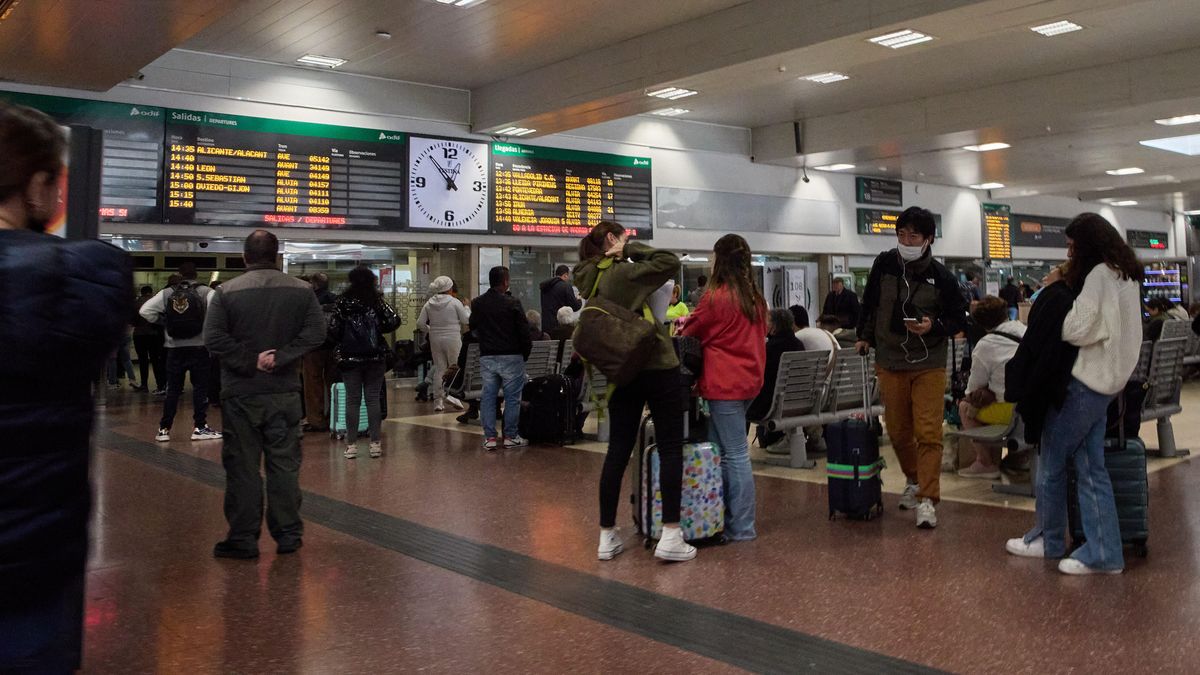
top-left (407, 136), bottom-right (490, 231)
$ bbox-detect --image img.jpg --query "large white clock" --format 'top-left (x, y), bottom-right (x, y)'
top-left (407, 136), bottom-right (490, 230)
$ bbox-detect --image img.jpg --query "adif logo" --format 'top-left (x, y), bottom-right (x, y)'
top-left (378, 131), bottom-right (402, 141)
top-left (130, 107), bottom-right (140, 116)
top-left (128, 107), bottom-right (160, 118)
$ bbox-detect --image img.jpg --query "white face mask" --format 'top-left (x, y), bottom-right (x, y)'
top-left (897, 243), bottom-right (927, 262)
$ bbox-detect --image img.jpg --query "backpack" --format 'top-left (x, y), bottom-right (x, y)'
top-left (165, 281), bottom-right (206, 339)
top-left (336, 307), bottom-right (384, 362)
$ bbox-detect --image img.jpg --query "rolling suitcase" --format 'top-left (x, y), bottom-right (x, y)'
top-left (518, 374), bottom-right (577, 444)
top-left (633, 414), bottom-right (724, 543)
top-left (826, 355), bottom-right (883, 520)
top-left (330, 382), bottom-right (369, 439)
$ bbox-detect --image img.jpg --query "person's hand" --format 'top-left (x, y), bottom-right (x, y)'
top-left (905, 317), bottom-right (933, 336)
top-left (854, 340), bottom-right (870, 355)
top-left (257, 349), bottom-right (277, 373)
top-left (605, 231), bottom-right (629, 257)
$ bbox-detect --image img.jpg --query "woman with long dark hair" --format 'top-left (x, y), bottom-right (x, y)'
top-left (328, 266), bottom-right (399, 459)
top-left (680, 234), bottom-right (767, 540)
top-left (1006, 213), bottom-right (1142, 575)
top-left (574, 221), bottom-right (696, 562)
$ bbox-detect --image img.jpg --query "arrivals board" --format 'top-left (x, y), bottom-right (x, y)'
top-left (856, 208), bottom-right (941, 236)
top-left (0, 92), bottom-right (164, 223)
top-left (981, 203), bottom-right (1013, 259)
top-left (1010, 213), bottom-right (1069, 248)
top-left (163, 110), bottom-right (406, 229)
top-left (491, 143), bottom-right (653, 238)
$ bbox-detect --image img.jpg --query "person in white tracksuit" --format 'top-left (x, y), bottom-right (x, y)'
top-left (418, 276), bottom-right (470, 411)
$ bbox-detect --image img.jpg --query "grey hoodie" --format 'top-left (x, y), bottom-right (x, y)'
top-left (418, 293), bottom-right (470, 339)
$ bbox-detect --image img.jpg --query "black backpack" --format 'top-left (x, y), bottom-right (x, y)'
top-left (338, 309), bottom-right (383, 359)
top-left (165, 281), bottom-right (206, 339)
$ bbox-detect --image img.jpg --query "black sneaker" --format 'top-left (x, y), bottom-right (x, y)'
top-left (276, 539), bottom-right (303, 555)
top-left (213, 541), bottom-right (259, 559)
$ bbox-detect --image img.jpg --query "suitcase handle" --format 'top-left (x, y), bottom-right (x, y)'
top-left (860, 353), bottom-right (871, 417)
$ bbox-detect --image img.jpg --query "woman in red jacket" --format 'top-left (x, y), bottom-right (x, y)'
top-left (680, 234), bottom-right (767, 541)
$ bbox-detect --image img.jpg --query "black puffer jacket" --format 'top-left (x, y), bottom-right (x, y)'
top-left (0, 230), bottom-right (130, 602)
top-left (328, 294), bottom-right (400, 366)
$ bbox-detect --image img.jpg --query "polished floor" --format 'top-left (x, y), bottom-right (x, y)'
top-left (81, 380), bottom-right (1200, 673)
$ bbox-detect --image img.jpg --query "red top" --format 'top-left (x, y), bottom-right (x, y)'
top-left (680, 287), bottom-right (767, 401)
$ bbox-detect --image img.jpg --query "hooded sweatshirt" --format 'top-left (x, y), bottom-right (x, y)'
top-left (540, 276), bottom-right (581, 333)
top-left (418, 293), bottom-right (470, 340)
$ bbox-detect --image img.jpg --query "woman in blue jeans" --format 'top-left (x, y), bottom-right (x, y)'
top-left (681, 234), bottom-right (767, 541)
top-left (1006, 213), bottom-right (1142, 575)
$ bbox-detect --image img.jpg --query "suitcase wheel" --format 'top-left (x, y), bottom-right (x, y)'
top-left (1132, 541), bottom-right (1148, 558)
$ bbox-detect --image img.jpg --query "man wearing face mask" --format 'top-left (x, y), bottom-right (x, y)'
top-left (856, 206), bottom-right (968, 530)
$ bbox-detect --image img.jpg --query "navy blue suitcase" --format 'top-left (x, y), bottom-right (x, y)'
top-left (827, 355), bottom-right (883, 520)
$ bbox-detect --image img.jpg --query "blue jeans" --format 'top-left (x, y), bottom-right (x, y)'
top-left (708, 399), bottom-right (756, 540)
top-left (1008, 307), bottom-right (1019, 321)
top-left (480, 355), bottom-right (526, 439)
top-left (1024, 378), bottom-right (1124, 570)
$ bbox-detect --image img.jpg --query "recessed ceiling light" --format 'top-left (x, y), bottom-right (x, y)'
top-left (1184, 209), bottom-right (1200, 215)
top-left (1140, 134), bottom-right (1200, 156)
top-left (1110, 200), bottom-right (1138, 207)
top-left (494, 126), bottom-right (535, 137)
top-left (1030, 20), bottom-right (1083, 36)
top-left (436, 0), bottom-right (487, 5)
top-left (1155, 114), bottom-right (1200, 126)
top-left (646, 87), bottom-right (698, 100)
top-left (1105, 167), bottom-right (1144, 176)
top-left (375, 31), bottom-right (392, 39)
top-left (649, 108), bottom-right (690, 117)
top-left (814, 163), bottom-right (856, 171)
top-left (801, 72), bottom-right (849, 84)
top-left (963, 142), bottom-right (1011, 152)
top-left (868, 29), bottom-right (935, 49)
top-left (296, 54), bottom-right (347, 68)
top-left (969, 182), bottom-right (1005, 190)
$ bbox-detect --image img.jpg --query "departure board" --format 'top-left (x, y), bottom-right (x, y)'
top-left (0, 91), bottom-right (164, 223)
top-left (164, 110), bottom-right (406, 229)
top-left (491, 143), bottom-right (652, 237)
top-left (857, 208), bottom-right (942, 236)
top-left (1010, 213), bottom-right (1069, 248)
top-left (981, 203), bottom-right (1013, 259)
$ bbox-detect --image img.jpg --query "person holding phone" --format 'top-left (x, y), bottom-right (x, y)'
top-left (856, 207), bottom-right (968, 529)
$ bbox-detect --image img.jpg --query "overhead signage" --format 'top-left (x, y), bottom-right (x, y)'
top-left (491, 143), bottom-right (652, 238)
top-left (856, 208), bottom-right (941, 236)
top-left (0, 91), bottom-right (165, 223)
top-left (163, 109), bottom-right (406, 230)
top-left (1010, 213), bottom-right (1069, 248)
top-left (1127, 229), bottom-right (1169, 250)
top-left (856, 177), bottom-right (903, 207)
top-left (981, 203), bottom-right (1012, 260)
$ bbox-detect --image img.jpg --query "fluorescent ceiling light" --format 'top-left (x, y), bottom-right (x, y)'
top-left (963, 142), bottom-right (1011, 152)
top-left (649, 108), bottom-right (690, 117)
top-left (646, 87), bottom-right (698, 100)
top-left (1105, 167), bottom-right (1144, 176)
top-left (1110, 200), bottom-right (1138, 207)
top-left (1184, 210), bottom-right (1200, 215)
top-left (801, 72), bottom-right (849, 84)
top-left (1155, 114), bottom-right (1200, 126)
top-left (296, 54), bottom-right (346, 68)
top-left (1140, 134), bottom-right (1200, 156)
top-left (437, 0), bottom-right (486, 5)
top-left (814, 163), bottom-right (856, 171)
top-left (1030, 20), bottom-right (1083, 36)
top-left (868, 29), bottom-right (935, 49)
top-left (494, 126), bottom-right (535, 137)
top-left (969, 182), bottom-right (1005, 190)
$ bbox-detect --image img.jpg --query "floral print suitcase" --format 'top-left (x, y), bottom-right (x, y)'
top-left (637, 417), bottom-right (725, 542)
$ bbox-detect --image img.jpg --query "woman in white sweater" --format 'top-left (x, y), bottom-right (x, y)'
top-left (417, 276), bottom-right (470, 412)
top-left (1006, 213), bottom-right (1142, 575)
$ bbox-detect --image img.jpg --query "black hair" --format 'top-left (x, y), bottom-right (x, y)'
top-left (139, 285), bottom-right (153, 295)
top-left (1063, 213), bottom-right (1143, 290)
top-left (789, 304), bottom-right (809, 329)
top-left (965, 272), bottom-right (976, 282)
top-left (579, 221), bottom-right (625, 260)
top-left (178, 261), bottom-right (198, 280)
top-left (697, 275), bottom-right (708, 286)
top-left (345, 265), bottom-right (379, 302)
top-left (554, 264), bottom-right (570, 277)
top-left (244, 229), bottom-right (279, 266)
top-left (489, 266), bottom-right (510, 289)
top-left (816, 314), bottom-right (841, 330)
top-left (896, 206), bottom-right (937, 240)
top-left (0, 103), bottom-right (65, 203)
top-left (768, 308), bottom-right (794, 335)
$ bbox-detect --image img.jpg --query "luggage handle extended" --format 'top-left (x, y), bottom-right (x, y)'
top-left (859, 351), bottom-right (871, 420)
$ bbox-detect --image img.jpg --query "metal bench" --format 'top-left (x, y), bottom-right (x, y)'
top-left (1144, 337), bottom-right (1189, 458)
top-left (759, 350), bottom-right (835, 469)
top-left (558, 339), bottom-right (574, 373)
top-left (1160, 319), bottom-right (1192, 341)
top-left (1183, 333), bottom-right (1200, 369)
top-left (817, 348), bottom-right (882, 424)
top-left (946, 412), bottom-right (1036, 497)
top-left (524, 340), bottom-right (559, 380)
top-left (580, 366), bottom-right (611, 442)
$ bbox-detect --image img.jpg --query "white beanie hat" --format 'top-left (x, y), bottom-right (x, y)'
top-left (429, 276), bottom-right (453, 294)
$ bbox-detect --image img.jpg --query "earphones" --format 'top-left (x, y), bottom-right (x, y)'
top-left (897, 252), bottom-right (931, 365)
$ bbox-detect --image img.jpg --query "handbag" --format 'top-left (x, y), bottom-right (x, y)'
top-left (573, 259), bottom-right (658, 387)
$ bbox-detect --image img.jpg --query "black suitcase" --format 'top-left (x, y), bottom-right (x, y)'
top-left (826, 355), bottom-right (883, 520)
top-left (518, 374), bottom-right (577, 444)
top-left (1068, 436), bottom-right (1149, 557)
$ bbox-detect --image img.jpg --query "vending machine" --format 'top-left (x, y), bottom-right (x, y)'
top-left (1142, 258), bottom-right (1189, 311)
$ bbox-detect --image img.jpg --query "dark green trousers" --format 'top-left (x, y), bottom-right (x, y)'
top-left (221, 392), bottom-right (304, 547)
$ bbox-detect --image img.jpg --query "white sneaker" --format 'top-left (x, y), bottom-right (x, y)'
top-left (504, 435), bottom-right (529, 448)
top-left (155, 428), bottom-right (170, 442)
top-left (899, 482), bottom-right (919, 510)
top-left (1006, 537), bottom-right (1045, 558)
top-left (190, 426), bottom-right (221, 441)
top-left (445, 395), bottom-right (465, 411)
top-left (434, 402), bottom-right (445, 412)
top-left (1058, 558), bottom-right (1122, 576)
top-left (654, 526), bottom-right (697, 562)
top-left (916, 499), bottom-right (937, 529)
top-left (369, 442), bottom-right (382, 458)
top-left (483, 437), bottom-right (499, 451)
top-left (344, 444), bottom-right (359, 459)
top-left (598, 528), bottom-right (623, 561)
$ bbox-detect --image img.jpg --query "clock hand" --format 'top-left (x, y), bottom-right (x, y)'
top-left (429, 157), bottom-right (454, 187)
top-left (446, 161), bottom-right (461, 191)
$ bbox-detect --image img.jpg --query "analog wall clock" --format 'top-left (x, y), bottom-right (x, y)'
top-left (407, 135), bottom-right (490, 231)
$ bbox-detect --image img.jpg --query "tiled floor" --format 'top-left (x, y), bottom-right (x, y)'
top-left (81, 381), bottom-right (1200, 673)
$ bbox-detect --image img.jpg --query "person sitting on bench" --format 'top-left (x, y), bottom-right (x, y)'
top-left (957, 296), bottom-right (1025, 479)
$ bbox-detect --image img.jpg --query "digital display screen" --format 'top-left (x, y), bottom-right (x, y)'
top-left (164, 110), bottom-right (406, 229)
top-left (981, 203), bottom-right (1013, 259)
top-left (856, 177), bottom-right (903, 207)
top-left (1010, 213), bottom-right (1069, 248)
top-left (1127, 229), bottom-right (1169, 250)
top-left (856, 208), bottom-right (942, 236)
top-left (0, 92), bottom-right (164, 223)
top-left (491, 143), bottom-right (652, 238)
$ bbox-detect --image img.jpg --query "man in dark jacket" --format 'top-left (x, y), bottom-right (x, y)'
top-left (204, 230), bottom-right (326, 559)
top-left (470, 266), bottom-right (532, 450)
top-left (999, 278), bottom-right (1022, 321)
top-left (856, 206), bottom-right (968, 530)
top-left (539, 265), bottom-right (581, 333)
top-left (822, 277), bottom-right (860, 329)
top-left (748, 308), bottom-right (805, 450)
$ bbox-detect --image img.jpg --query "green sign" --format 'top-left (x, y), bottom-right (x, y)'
top-left (0, 91), bottom-right (163, 121)
top-left (166, 109), bottom-right (405, 144)
top-left (492, 142), bottom-right (649, 168)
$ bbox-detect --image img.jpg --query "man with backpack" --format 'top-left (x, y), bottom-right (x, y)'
top-left (139, 261), bottom-right (219, 442)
